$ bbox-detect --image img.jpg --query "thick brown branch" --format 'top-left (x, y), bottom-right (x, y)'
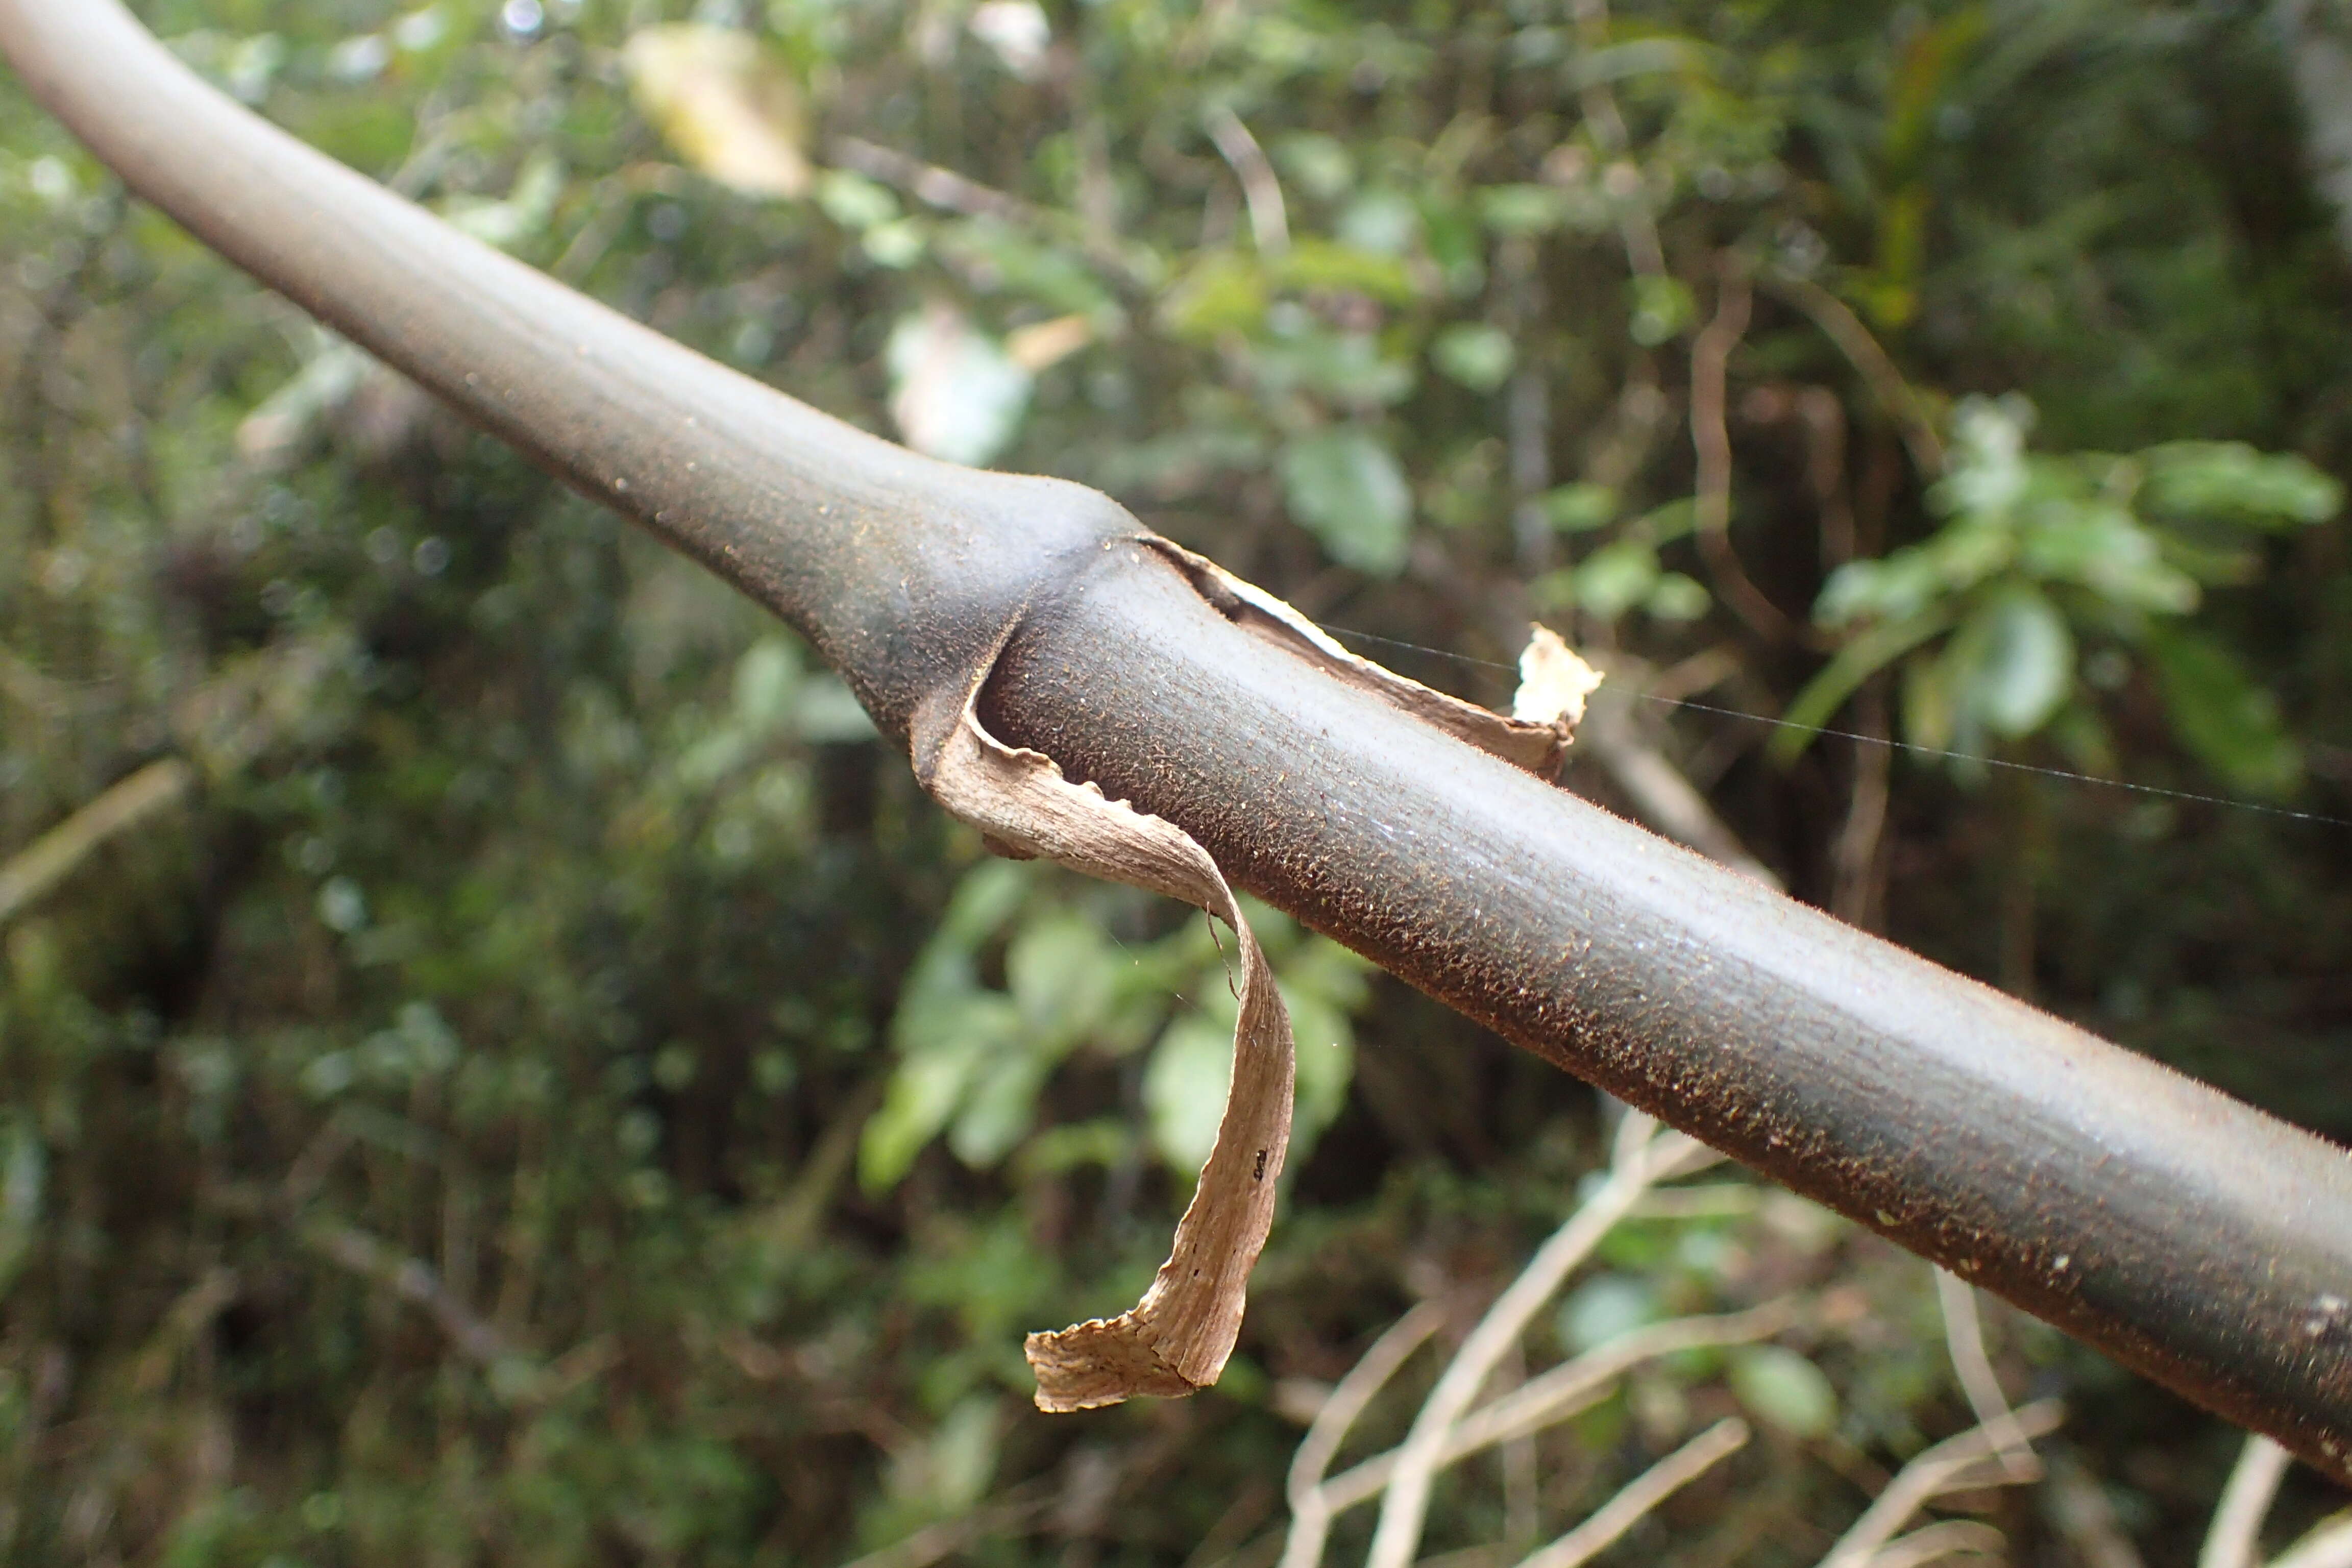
top-left (5, 0), bottom-right (2348, 1478)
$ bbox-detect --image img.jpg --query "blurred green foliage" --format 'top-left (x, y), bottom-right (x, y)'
top-left (1783, 395), bottom-right (2339, 787)
top-left (2, 0), bottom-right (2349, 1562)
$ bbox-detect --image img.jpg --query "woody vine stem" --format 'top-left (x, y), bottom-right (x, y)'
top-left (2, 0), bottom-right (2349, 1478)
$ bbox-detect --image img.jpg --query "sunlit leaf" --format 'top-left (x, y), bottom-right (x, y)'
top-left (1952, 589), bottom-right (2073, 737)
top-left (1144, 1013), bottom-right (1234, 1176)
top-left (948, 1053), bottom-right (1051, 1168)
top-left (1275, 132), bottom-right (1355, 200)
top-left (1629, 274), bottom-right (1694, 346)
top-left (1934, 395), bottom-right (2035, 518)
top-left (816, 169), bottom-right (901, 230)
top-left (441, 153), bottom-right (564, 250)
top-left (1557, 1275), bottom-right (1659, 1354)
top-left (1431, 323), bottom-right (1515, 391)
top-left (1645, 572), bottom-right (1711, 621)
top-left (1275, 239), bottom-right (1417, 302)
top-left (1729, 1345), bottom-right (1837, 1437)
top-left (2017, 503), bottom-right (2198, 614)
top-left (1278, 427), bottom-right (1412, 575)
top-left (967, 0), bottom-right (1050, 81)
top-left (1543, 483), bottom-right (1618, 532)
top-left (1007, 913), bottom-right (1115, 1041)
top-left (1336, 189), bottom-right (1421, 255)
top-left (1158, 251), bottom-right (1270, 340)
top-left (2139, 442), bottom-right (2342, 528)
top-left (1004, 314), bottom-right (1093, 372)
top-left (1477, 183), bottom-right (1567, 235)
top-left (1816, 523), bottom-right (2012, 628)
top-left (623, 25), bottom-right (811, 199)
top-left (887, 304), bottom-right (1034, 467)
top-left (1572, 540), bottom-right (1660, 621)
top-left (862, 1031), bottom-right (991, 1192)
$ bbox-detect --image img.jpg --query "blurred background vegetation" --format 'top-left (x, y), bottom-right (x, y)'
top-left (3, 0), bottom-right (2350, 1562)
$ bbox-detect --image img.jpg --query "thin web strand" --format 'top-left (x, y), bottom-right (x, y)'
top-left (1315, 624), bottom-right (2352, 831)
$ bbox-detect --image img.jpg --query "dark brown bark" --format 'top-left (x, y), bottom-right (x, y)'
top-left (5, 0), bottom-right (2348, 1479)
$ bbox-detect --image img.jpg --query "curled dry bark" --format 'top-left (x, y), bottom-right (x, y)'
top-left (916, 577), bottom-right (1592, 1408)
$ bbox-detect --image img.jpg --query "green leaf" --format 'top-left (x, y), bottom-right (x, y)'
top-left (886, 306), bottom-right (1032, 467)
top-left (1273, 133), bottom-right (1355, 200)
top-left (1006, 912), bottom-right (1114, 1041)
top-left (2044, 701), bottom-right (2119, 777)
top-left (2016, 503), bottom-right (2197, 614)
top-left (947, 1052), bottom-right (1050, 1168)
top-left (1542, 483), bottom-right (1618, 533)
top-left (1817, 523), bottom-right (2013, 628)
top-left (1275, 239), bottom-right (1417, 303)
top-left (1645, 572), bottom-right (1711, 621)
top-left (1476, 183), bottom-right (1567, 236)
top-left (935, 222), bottom-right (1117, 318)
top-left (1628, 498), bottom-right (1701, 546)
top-left (938, 860), bottom-right (1034, 951)
top-left (1571, 540), bottom-right (1660, 621)
top-left (1567, 35), bottom-right (1721, 88)
top-left (1158, 251), bottom-right (1269, 340)
top-left (1729, 1345), bottom-right (1837, 1437)
top-left (623, 26), bottom-right (812, 199)
top-left (793, 675), bottom-right (880, 742)
top-left (731, 638), bottom-right (802, 733)
top-left (814, 168), bottom-right (898, 229)
top-left (2143, 627), bottom-right (2301, 797)
top-left (1933, 394), bottom-right (2033, 518)
top-left (1249, 331), bottom-right (1415, 407)
top-left (904, 1398), bottom-right (1001, 1513)
top-left (1951, 589), bottom-right (2073, 737)
top-left (1418, 200), bottom-right (1487, 297)
top-left (1279, 428), bottom-right (1413, 575)
top-left (2139, 442), bottom-right (2342, 528)
top-left (1143, 1013), bottom-right (1234, 1175)
top-left (1279, 945), bottom-right (1361, 1162)
top-left (1556, 1275), bottom-right (1659, 1354)
top-left (1335, 189), bottom-right (1420, 256)
top-left (1430, 323), bottom-right (1515, 392)
top-left (1628, 275), bottom-right (1695, 346)
top-left (1772, 609), bottom-right (1954, 765)
top-left (862, 1031), bottom-right (988, 1192)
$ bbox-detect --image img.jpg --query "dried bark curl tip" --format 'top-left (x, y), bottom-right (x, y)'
top-left (914, 656), bottom-right (1294, 1412)
top-left (1148, 541), bottom-right (1592, 775)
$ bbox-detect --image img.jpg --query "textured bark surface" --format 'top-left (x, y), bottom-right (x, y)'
top-left (5, 0), bottom-right (2349, 1479)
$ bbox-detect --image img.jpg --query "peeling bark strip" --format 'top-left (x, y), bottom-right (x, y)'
top-left (13, 0), bottom-right (2352, 1476)
top-left (1150, 542), bottom-right (1592, 776)
top-left (913, 620), bottom-right (1592, 1409)
top-left (915, 663), bottom-right (1295, 1409)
